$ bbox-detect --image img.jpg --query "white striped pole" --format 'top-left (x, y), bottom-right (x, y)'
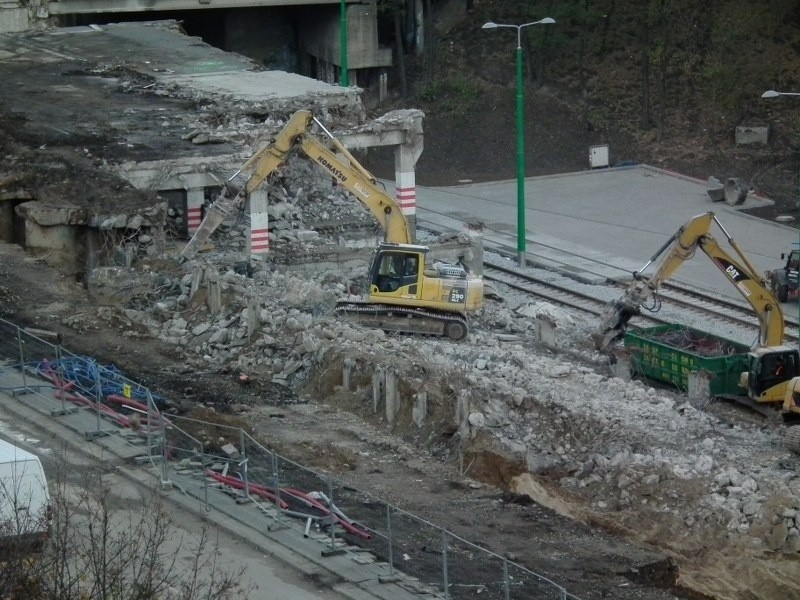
top-left (249, 189), bottom-right (270, 256)
top-left (186, 188), bottom-right (204, 235)
top-left (395, 145), bottom-right (417, 240)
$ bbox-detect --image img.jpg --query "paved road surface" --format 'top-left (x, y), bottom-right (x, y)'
top-left (0, 411), bottom-right (354, 600)
top-left (389, 165), bottom-right (800, 304)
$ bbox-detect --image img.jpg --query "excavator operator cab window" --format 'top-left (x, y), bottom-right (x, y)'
top-left (749, 351), bottom-right (800, 396)
top-left (789, 251), bottom-right (800, 272)
top-left (753, 351), bottom-right (800, 396)
top-left (374, 252), bottom-right (419, 293)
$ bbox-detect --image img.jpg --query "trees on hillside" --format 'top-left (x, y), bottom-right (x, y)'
top-left (377, 0), bottom-right (800, 141)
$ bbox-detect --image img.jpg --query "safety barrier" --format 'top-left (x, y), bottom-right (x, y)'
top-left (0, 317), bottom-right (582, 600)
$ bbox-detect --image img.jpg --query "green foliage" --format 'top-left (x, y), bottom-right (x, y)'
top-left (414, 74), bottom-right (484, 116)
top-left (700, 0), bottom-right (794, 112)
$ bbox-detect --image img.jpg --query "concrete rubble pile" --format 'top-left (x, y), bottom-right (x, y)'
top-left (72, 244), bottom-right (800, 561)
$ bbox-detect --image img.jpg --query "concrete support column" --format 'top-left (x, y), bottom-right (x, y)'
top-left (248, 189), bottom-right (269, 258)
top-left (342, 358), bottom-right (355, 391)
top-left (535, 316), bottom-right (558, 349)
top-left (372, 366), bottom-right (384, 414)
top-left (206, 270), bottom-right (221, 316)
top-left (412, 392), bottom-right (427, 427)
top-left (687, 371), bottom-right (712, 409)
top-left (610, 349), bottom-right (633, 381)
top-left (186, 188), bottom-right (205, 235)
top-left (384, 369), bottom-right (399, 425)
top-left (463, 221), bottom-right (484, 276)
top-left (395, 144), bottom-right (419, 240)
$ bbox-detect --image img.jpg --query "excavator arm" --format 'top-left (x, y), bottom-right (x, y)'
top-left (180, 110), bottom-right (410, 260)
top-left (295, 126), bottom-right (411, 244)
top-left (596, 211), bottom-right (784, 351)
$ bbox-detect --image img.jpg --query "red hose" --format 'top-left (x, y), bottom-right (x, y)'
top-left (205, 470), bottom-right (289, 509)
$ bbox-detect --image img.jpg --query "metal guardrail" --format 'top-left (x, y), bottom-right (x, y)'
top-left (0, 317), bottom-right (582, 600)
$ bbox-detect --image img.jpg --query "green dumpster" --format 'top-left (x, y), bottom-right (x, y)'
top-left (624, 324), bottom-right (750, 395)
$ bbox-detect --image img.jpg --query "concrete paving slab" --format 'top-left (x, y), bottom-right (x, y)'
top-left (388, 165), bottom-right (799, 303)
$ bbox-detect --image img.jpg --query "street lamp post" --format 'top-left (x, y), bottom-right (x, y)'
top-left (482, 17), bottom-right (555, 267)
top-left (762, 89), bottom-right (800, 341)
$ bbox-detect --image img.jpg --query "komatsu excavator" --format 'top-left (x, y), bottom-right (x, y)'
top-left (594, 211), bottom-right (800, 452)
top-left (181, 110), bottom-right (483, 341)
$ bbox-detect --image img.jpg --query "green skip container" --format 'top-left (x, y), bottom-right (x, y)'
top-left (623, 324), bottom-right (750, 395)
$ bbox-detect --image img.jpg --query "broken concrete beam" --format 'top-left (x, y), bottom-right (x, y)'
top-left (707, 176), bottom-right (725, 202)
top-left (724, 178), bottom-right (749, 206)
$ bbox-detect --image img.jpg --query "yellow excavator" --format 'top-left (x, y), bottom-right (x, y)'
top-left (595, 211), bottom-right (800, 452)
top-left (181, 110), bottom-right (483, 341)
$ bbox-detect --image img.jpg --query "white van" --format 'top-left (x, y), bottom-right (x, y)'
top-left (0, 439), bottom-right (50, 550)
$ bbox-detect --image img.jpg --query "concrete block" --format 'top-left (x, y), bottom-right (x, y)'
top-left (610, 350), bottom-right (633, 381)
top-left (535, 316), bottom-right (558, 348)
top-left (0, 8), bottom-right (29, 33)
top-left (735, 125), bottom-right (769, 145)
top-left (724, 178), bottom-right (749, 206)
top-left (295, 229), bottom-right (320, 242)
top-left (687, 371), bottom-right (712, 409)
top-left (412, 392), bottom-right (427, 427)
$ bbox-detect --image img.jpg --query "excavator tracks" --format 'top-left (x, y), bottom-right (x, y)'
top-left (334, 300), bottom-right (469, 341)
top-left (785, 425), bottom-right (800, 455)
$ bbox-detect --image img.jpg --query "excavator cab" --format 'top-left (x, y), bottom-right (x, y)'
top-left (745, 346), bottom-right (800, 403)
top-left (338, 242), bottom-right (482, 341)
top-left (371, 250), bottom-right (421, 294)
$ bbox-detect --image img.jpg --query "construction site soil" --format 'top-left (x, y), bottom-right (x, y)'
top-left (2, 42), bottom-right (800, 600)
top-left (0, 249), bottom-right (693, 600)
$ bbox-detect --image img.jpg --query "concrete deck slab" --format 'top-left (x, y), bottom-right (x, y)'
top-left (0, 22), bottom-right (358, 166)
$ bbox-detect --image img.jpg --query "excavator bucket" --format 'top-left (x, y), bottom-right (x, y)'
top-left (180, 188), bottom-right (242, 261)
top-left (593, 298), bottom-right (640, 352)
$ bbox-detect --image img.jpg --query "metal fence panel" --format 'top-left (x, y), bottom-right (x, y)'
top-left (0, 316), bottom-right (584, 600)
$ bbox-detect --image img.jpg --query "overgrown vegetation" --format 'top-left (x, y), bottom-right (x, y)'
top-left (378, 0), bottom-right (800, 143)
top-left (0, 466), bottom-right (249, 600)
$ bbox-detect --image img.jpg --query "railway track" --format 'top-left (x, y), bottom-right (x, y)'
top-left (483, 259), bottom-right (800, 345)
top-left (417, 221), bottom-right (800, 344)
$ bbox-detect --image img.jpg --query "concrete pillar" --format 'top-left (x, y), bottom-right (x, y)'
top-left (190, 266), bottom-right (203, 300)
top-left (385, 369), bottom-right (399, 425)
top-left (412, 392), bottom-right (427, 427)
top-left (535, 316), bottom-right (558, 348)
top-left (246, 297), bottom-right (259, 339)
top-left (687, 371), bottom-right (712, 409)
top-left (395, 144), bottom-right (420, 240)
top-left (342, 358), bottom-right (355, 391)
top-left (414, 0), bottom-right (424, 57)
top-left (455, 389), bottom-right (470, 440)
top-left (206, 270), bottom-right (221, 316)
top-left (372, 366), bottom-right (384, 414)
top-left (463, 221), bottom-right (484, 276)
top-left (248, 189), bottom-right (269, 258)
top-left (610, 349), bottom-right (633, 381)
top-left (186, 188), bottom-right (205, 235)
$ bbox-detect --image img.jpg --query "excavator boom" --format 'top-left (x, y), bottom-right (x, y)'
top-left (596, 211), bottom-right (784, 351)
top-left (179, 109), bottom-right (484, 340)
top-left (180, 110), bottom-right (410, 261)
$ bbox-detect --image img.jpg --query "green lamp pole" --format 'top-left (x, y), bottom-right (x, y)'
top-left (762, 89), bottom-right (800, 338)
top-left (340, 0), bottom-right (348, 87)
top-left (482, 17), bottom-right (555, 267)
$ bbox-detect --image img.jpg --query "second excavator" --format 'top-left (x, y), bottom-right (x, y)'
top-left (595, 211), bottom-right (800, 452)
top-left (181, 110), bottom-right (484, 341)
